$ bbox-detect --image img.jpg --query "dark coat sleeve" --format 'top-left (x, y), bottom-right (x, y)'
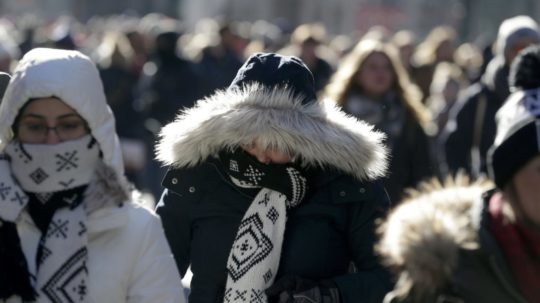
top-left (442, 84), bottom-right (484, 175)
top-left (155, 164), bottom-right (218, 277)
top-left (331, 179), bottom-right (394, 303)
top-left (155, 188), bottom-right (192, 277)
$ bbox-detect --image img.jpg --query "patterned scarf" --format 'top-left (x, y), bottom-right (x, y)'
top-left (488, 192), bottom-right (540, 303)
top-left (0, 135), bottom-right (100, 303)
top-left (220, 149), bottom-right (307, 303)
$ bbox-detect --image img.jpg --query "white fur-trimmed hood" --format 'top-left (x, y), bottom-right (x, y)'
top-left (156, 84), bottom-right (388, 181)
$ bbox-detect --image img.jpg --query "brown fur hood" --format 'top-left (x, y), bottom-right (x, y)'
top-left (377, 177), bottom-right (493, 300)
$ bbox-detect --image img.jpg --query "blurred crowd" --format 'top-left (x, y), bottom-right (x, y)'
top-left (0, 13), bottom-right (537, 204)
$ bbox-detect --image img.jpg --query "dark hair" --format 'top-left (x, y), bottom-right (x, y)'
top-left (509, 44), bottom-right (540, 91)
top-left (11, 97), bottom-right (59, 137)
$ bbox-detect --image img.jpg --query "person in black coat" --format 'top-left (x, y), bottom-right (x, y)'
top-left (440, 15), bottom-right (540, 178)
top-left (155, 52), bottom-right (392, 303)
top-left (378, 44), bottom-right (540, 303)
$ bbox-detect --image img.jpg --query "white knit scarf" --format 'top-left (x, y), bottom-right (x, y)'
top-left (221, 150), bottom-right (307, 303)
top-left (0, 135), bottom-right (100, 303)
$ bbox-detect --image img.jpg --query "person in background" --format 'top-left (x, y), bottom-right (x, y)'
top-left (93, 30), bottom-right (148, 191)
top-left (425, 62), bottom-right (468, 179)
top-left (285, 23), bottom-right (335, 93)
top-left (453, 42), bottom-right (484, 84)
top-left (191, 20), bottom-right (245, 96)
top-left (135, 21), bottom-right (204, 200)
top-left (377, 43), bottom-right (540, 303)
top-left (0, 24), bottom-right (19, 73)
top-left (409, 25), bottom-right (457, 103)
top-left (323, 39), bottom-right (432, 203)
top-left (425, 62), bottom-right (467, 135)
top-left (0, 48), bottom-right (184, 303)
top-left (156, 52), bottom-right (392, 303)
top-left (441, 15), bottom-right (540, 178)
top-left (390, 30), bottom-right (417, 77)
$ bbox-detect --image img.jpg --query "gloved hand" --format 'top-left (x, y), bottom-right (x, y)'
top-left (265, 276), bottom-right (341, 303)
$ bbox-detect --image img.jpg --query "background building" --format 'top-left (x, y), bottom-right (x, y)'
top-left (1, 0), bottom-right (539, 46)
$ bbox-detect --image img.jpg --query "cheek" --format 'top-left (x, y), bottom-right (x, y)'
top-left (514, 171), bottom-right (540, 222)
top-left (243, 146), bottom-right (261, 158)
top-left (268, 150), bottom-right (291, 164)
top-left (379, 70), bottom-right (394, 86)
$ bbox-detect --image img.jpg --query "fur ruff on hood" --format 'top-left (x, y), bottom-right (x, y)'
top-left (156, 84), bottom-right (388, 181)
top-left (377, 176), bottom-right (493, 300)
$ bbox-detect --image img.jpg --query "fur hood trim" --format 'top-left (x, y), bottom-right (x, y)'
top-left (156, 84), bottom-right (388, 181)
top-left (377, 177), bottom-right (492, 300)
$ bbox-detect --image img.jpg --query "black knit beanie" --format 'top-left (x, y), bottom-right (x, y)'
top-left (488, 88), bottom-right (540, 188)
top-left (509, 44), bottom-right (540, 91)
top-left (228, 52), bottom-right (316, 104)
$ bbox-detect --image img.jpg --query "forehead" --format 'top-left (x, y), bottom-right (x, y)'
top-left (20, 97), bottom-right (79, 118)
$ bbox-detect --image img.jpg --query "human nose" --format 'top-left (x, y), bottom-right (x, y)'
top-left (44, 127), bottom-right (61, 144)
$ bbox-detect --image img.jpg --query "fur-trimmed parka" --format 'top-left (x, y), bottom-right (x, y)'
top-left (378, 178), bottom-right (529, 303)
top-left (156, 82), bottom-right (392, 303)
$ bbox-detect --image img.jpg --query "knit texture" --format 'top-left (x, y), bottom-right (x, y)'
top-left (221, 150), bottom-right (307, 303)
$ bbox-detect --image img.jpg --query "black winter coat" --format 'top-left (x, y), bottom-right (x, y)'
top-left (441, 56), bottom-right (509, 177)
top-left (156, 158), bottom-right (392, 303)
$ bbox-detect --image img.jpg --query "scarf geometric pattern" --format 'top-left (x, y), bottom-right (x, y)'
top-left (221, 150), bottom-right (307, 303)
top-left (0, 135), bottom-right (100, 302)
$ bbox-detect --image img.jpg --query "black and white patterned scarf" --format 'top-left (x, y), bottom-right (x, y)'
top-left (0, 135), bottom-right (100, 303)
top-left (220, 149), bottom-right (307, 303)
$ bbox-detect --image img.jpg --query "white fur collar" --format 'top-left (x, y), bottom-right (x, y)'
top-left (156, 84), bottom-right (388, 181)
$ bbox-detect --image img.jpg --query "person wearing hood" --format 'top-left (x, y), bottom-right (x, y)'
top-left (155, 52), bottom-right (392, 303)
top-left (322, 39), bottom-right (432, 203)
top-left (0, 48), bottom-right (185, 303)
top-left (441, 15), bottom-right (540, 178)
top-left (377, 44), bottom-right (540, 303)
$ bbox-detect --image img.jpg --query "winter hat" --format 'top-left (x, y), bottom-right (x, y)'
top-left (228, 52), bottom-right (316, 104)
top-left (488, 87), bottom-right (540, 188)
top-left (495, 15), bottom-right (540, 62)
top-left (509, 44), bottom-right (540, 91)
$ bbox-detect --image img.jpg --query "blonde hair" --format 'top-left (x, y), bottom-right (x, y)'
top-left (412, 26), bottom-right (457, 66)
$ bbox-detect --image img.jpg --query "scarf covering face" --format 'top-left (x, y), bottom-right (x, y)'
top-left (220, 149), bottom-right (307, 303)
top-left (0, 135), bottom-right (100, 303)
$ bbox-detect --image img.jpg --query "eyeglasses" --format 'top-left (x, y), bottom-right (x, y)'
top-left (17, 119), bottom-right (89, 144)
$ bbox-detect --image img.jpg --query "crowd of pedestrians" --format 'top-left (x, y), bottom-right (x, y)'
top-left (0, 11), bottom-right (539, 303)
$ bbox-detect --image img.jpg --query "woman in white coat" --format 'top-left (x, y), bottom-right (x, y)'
top-left (0, 48), bottom-right (185, 303)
